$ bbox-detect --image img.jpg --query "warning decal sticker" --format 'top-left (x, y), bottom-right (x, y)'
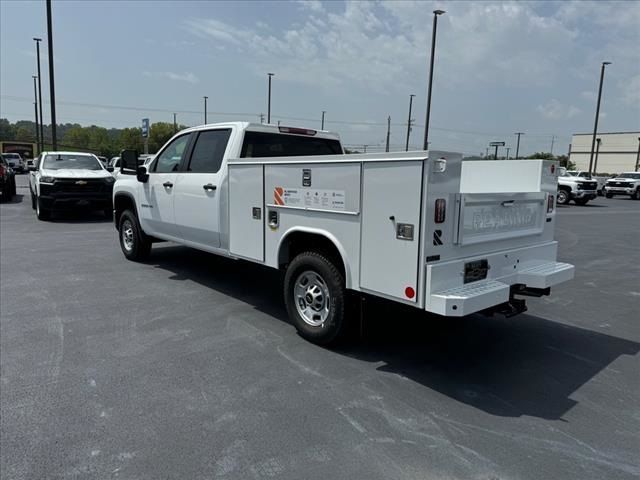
top-left (273, 187), bottom-right (346, 211)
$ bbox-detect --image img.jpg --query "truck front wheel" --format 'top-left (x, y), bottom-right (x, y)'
top-left (284, 251), bottom-right (347, 346)
top-left (118, 209), bottom-right (151, 261)
top-left (557, 188), bottom-right (570, 205)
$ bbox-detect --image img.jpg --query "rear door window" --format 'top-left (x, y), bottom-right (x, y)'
top-left (186, 129), bottom-right (232, 173)
top-left (240, 132), bottom-right (342, 158)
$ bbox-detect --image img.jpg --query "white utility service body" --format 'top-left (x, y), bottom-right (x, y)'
top-left (114, 122), bottom-right (574, 344)
top-left (226, 154), bottom-right (573, 316)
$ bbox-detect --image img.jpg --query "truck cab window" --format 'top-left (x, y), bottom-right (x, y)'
top-left (187, 129), bottom-right (231, 173)
top-left (240, 132), bottom-right (342, 158)
top-left (153, 134), bottom-right (191, 173)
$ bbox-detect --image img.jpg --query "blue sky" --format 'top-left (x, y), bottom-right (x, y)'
top-left (1, 0), bottom-right (639, 156)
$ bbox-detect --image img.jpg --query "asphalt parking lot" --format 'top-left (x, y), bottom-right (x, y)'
top-left (1, 174), bottom-right (639, 480)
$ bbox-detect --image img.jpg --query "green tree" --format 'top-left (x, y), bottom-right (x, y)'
top-left (148, 122), bottom-right (176, 153)
top-left (118, 128), bottom-right (144, 153)
top-left (0, 118), bottom-right (16, 140)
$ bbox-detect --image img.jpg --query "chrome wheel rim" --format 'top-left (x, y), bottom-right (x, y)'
top-left (121, 219), bottom-right (135, 252)
top-left (558, 191), bottom-right (567, 203)
top-left (294, 270), bottom-right (331, 327)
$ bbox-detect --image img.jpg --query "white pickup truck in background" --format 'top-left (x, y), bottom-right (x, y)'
top-left (113, 122), bottom-right (574, 345)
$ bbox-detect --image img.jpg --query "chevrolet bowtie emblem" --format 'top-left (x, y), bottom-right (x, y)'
top-left (75, 180), bottom-right (88, 185)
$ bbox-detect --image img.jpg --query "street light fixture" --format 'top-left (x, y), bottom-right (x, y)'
top-left (405, 94), bottom-right (415, 151)
top-left (588, 61), bottom-right (611, 176)
top-left (423, 9), bottom-right (445, 151)
top-left (267, 73), bottom-right (274, 124)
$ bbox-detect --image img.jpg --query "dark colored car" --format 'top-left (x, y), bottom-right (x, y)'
top-left (0, 156), bottom-right (17, 201)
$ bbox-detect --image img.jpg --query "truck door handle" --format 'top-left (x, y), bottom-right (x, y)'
top-left (501, 200), bottom-right (515, 207)
top-left (203, 184), bottom-right (217, 191)
top-left (163, 181), bottom-right (173, 188)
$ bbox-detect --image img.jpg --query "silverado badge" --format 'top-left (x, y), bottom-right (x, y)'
top-left (75, 180), bottom-right (88, 185)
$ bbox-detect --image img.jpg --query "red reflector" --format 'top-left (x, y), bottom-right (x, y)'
top-left (547, 194), bottom-right (554, 213)
top-left (405, 287), bottom-right (415, 299)
top-left (434, 198), bottom-right (446, 223)
top-left (550, 164), bottom-right (556, 174)
top-left (278, 126), bottom-right (317, 136)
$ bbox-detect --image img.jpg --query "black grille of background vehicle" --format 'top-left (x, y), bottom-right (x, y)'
top-left (610, 182), bottom-right (633, 188)
top-left (53, 179), bottom-right (106, 193)
top-left (577, 182), bottom-right (597, 190)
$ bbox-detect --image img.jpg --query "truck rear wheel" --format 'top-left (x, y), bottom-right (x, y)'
top-left (633, 189), bottom-right (640, 200)
top-left (284, 251), bottom-right (347, 346)
top-left (118, 209), bottom-right (151, 261)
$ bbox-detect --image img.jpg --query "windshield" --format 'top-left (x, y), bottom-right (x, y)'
top-left (43, 154), bottom-right (102, 170)
top-left (619, 173), bottom-right (640, 179)
top-left (4, 153), bottom-right (21, 159)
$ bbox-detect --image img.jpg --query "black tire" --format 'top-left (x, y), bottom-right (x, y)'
top-left (118, 209), bottom-right (151, 261)
top-left (0, 186), bottom-right (9, 202)
top-left (574, 198), bottom-right (589, 206)
top-left (31, 190), bottom-right (36, 209)
top-left (605, 192), bottom-right (613, 198)
top-left (557, 188), bottom-right (570, 205)
top-left (11, 180), bottom-right (16, 196)
top-left (36, 196), bottom-right (51, 220)
top-left (633, 189), bottom-right (640, 200)
top-left (284, 251), bottom-right (347, 346)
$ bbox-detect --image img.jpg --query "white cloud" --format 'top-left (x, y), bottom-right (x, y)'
top-left (537, 99), bottom-right (581, 120)
top-left (143, 71), bottom-right (199, 84)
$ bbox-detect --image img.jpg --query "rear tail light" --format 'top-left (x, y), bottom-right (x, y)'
top-left (278, 126), bottom-right (317, 136)
top-left (435, 198), bottom-right (446, 223)
top-left (547, 194), bottom-right (554, 213)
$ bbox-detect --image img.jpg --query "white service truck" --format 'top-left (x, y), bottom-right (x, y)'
top-left (113, 122), bottom-right (574, 345)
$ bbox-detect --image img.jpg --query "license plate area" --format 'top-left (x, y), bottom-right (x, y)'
top-left (464, 259), bottom-right (488, 284)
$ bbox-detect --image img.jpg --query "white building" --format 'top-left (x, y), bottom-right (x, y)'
top-left (569, 131), bottom-right (639, 174)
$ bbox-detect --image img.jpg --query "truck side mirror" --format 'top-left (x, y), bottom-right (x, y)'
top-left (136, 165), bottom-right (149, 183)
top-left (106, 166), bottom-right (114, 173)
top-left (120, 149), bottom-right (139, 173)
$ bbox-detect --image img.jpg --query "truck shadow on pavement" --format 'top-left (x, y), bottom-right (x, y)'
top-left (148, 245), bottom-right (640, 421)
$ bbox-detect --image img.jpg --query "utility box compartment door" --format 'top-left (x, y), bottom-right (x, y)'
top-left (360, 161), bottom-right (423, 302)
top-left (229, 164), bottom-right (264, 262)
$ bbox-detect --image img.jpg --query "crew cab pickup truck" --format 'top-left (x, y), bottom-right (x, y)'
top-left (567, 170), bottom-right (606, 196)
top-left (604, 172), bottom-right (640, 200)
top-left (113, 122), bottom-right (574, 345)
top-left (29, 151), bottom-right (116, 220)
top-left (557, 170), bottom-right (598, 205)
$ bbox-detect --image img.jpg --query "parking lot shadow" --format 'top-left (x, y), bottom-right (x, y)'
top-left (148, 245), bottom-right (640, 421)
top-left (47, 211), bottom-right (113, 223)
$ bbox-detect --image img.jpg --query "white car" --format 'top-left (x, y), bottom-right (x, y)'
top-left (604, 172), bottom-right (640, 200)
top-left (29, 151), bottom-right (116, 220)
top-left (1, 153), bottom-right (25, 173)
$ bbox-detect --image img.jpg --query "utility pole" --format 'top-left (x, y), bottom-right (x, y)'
top-left (405, 94), bottom-right (415, 151)
top-left (593, 138), bottom-right (602, 175)
top-left (423, 9), bottom-right (445, 150)
top-left (321, 111), bottom-right (325, 130)
top-left (514, 132), bottom-right (524, 159)
top-left (33, 38), bottom-right (44, 151)
top-left (173, 113), bottom-right (177, 134)
top-left (203, 96), bottom-right (208, 124)
top-left (32, 76), bottom-right (40, 151)
top-left (267, 73), bottom-right (274, 123)
top-left (588, 61), bottom-right (612, 176)
top-left (550, 135), bottom-right (555, 155)
top-left (506, 147), bottom-right (510, 160)
top-left (46, 0), bottom-right (57, 150)
top-left (385, 116), bottom-right (391, 153)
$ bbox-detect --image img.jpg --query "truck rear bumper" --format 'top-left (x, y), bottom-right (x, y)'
top-left (426, 243), bottom-right (574, 317)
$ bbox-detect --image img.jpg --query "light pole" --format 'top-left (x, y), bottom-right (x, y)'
top-left (593, 138), bottom-right (602, 175)
top-left (405, 94), bottom-right (415, 151)
top-left (203, 96), bottom-right (208, 124)
top-left (514, 132), bottom-right (524, 159)
top-left (267, 73), bottom-right (274, 124)
top-left (46, 0), bottom-right (57, 150)
top-left (423, 9), bottom-right (445, 151)
top-left (635, 137), bottom-right (640, 172)
top-left (33, 38), bottom-right (44, 151)
top-left (588, 61), bottom-right (611, 176)
top-left (173, 113), bottom-right (177, 134)
top-left (32, 75), bottom-right (40, 150)
top-left (321, 111), bottom-right (325, 130)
